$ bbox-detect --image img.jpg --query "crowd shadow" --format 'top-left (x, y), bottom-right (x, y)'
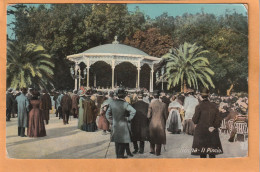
top-left (39, 139), bottom-right (108, 159)
top-left (6, 120), bottom-right (19, 127)
top-left (6, 125), bottom-right (80, 147)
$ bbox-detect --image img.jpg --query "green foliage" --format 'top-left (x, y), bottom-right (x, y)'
top-left (163, 42), bottom-right (215, 91)
top-left (7, 4), bottom-right (248, 94)
top-left (124, 28), bottom-right (175, 57)
top-left (7, 41), bottom-right (54, 90)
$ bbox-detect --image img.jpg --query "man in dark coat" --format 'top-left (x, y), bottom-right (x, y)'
top-left (6, 88), bottom-right (14, 121)
top-left (40, 90), bottom-right (52, 125)
top-left (131, 94), bottom-right (149, 154)
top-left (61, 91), bottom-right (72, 125)
top-left (147, 90), bottom-right (168, 156)
top-left (106, 88), bottom-right (136, 159)
top-left (160, 92), bottom-right (171, 108)
top-left (53, 91), bottom-right (59, 117)
top-left (191, 88), bottom-right (223, 158)
top-left (71, 90), bottom-right (80, 118)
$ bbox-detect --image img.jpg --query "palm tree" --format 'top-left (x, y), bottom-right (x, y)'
top-left (162, 42), bottom-right (215, 92)
top-left (7, 42), bottom-right (54, 90)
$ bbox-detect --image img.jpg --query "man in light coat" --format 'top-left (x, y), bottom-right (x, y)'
top-left (16, 88), bottom-right (30, 137)
top-left (106, 88), bottom-right (136, 159)
top-left (56, 91), bottom-right (64, 119)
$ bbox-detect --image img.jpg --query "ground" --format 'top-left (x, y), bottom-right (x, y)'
top-left (6, 114), bottom-right (248, 159)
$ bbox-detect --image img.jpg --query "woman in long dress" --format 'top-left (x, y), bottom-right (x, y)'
top-left (27, 90), bottom-right (46, 138)
top-left (166, 95), bottom-right (183, 134)
top-left (78, 94), bottom-right (85, 130)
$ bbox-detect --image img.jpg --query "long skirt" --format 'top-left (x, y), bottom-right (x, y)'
top-left (27, 109), bottom-right (46, 137)
top-left (183, 119), bottom-right (195, 135)
top-left (167, 110), bottom-right (182, 133)
top-left (82, 122), bottom-right (97, 132)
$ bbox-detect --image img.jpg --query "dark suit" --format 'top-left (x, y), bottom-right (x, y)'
top-left (192, 99), bottom-right (223, 157)
top-left (132, 100), bottom-right (149, 153)
top-left (40, 93), bottom-right (52, 124)
top-left (106, 99), bottom-right (136, 158)
top-left (61, 94), bottom-right (72, 124)
top-left (6, 92), bottom-right (14, 121)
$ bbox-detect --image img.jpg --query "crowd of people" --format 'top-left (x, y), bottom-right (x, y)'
top-left (6, 86), bottom-right (248, 158)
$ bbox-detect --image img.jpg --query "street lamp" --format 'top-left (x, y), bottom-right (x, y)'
top-left (70, 65), bottom-right (87, 79)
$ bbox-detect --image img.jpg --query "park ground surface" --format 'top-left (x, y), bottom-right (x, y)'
top-left (6, 114), bottom-right (247, 159)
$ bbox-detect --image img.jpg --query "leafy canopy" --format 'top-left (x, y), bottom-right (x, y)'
top-left (162, 42), bottom-right (215, 91)
top-left (7, 42), bottom-right (54, 90)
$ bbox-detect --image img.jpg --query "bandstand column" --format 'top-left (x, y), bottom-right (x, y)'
top-left (112, 59), bottom-right (115, 89)
top-left (136, 61), bottom-right (141, 89)
top-left (74, 64), bottom-right (78, 91)
top-left (150, 64), bottom-right (154, 92)
top-left (137, 67), bottom-right (140, 88)
top-left (78, 68), bottom-right (81, 90)
top-left (94, 73), bottom-right (96, 87)
top-left (86, 67), bottom-right (90, 88)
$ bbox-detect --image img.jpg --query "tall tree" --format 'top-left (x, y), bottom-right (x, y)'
top-left (7, 42), bottom-right (54, 90)
top-left (162, 42), bottom-right (215, 92)
top-left (124, 28), bottom-right (175, 57)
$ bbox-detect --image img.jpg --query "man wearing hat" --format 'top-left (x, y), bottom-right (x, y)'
top-left (191, 88), bottom-right (223, 158)
top-left (131, 93), bottom-right (149, 154)
top-left (106, 88), bottom-right (136, 158)
top-left (16, 88), bottom-right (30, 137)
top-left (71, 90), bottom-right (80, 118)
top-left (147, 90), bottom-right (168, 156)
top-left (6, 88), bottom-right (14, 121)
top-left (40, 90), bottom-right (52, 125)
top-left (183, 88), bottom-right (199, 135)
top-left (56, 91), bottom-right (64, 119)
top-left (61, 91), bottom-right (72, 125)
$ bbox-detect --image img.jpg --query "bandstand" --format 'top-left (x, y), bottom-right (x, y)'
top-left (67, 37), bottom-right (160, 92)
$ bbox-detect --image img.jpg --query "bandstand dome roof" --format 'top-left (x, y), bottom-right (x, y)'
top-left (83, 43), bottom-right (149, 56)
top-left (67, 37), bottom-right (160, 62)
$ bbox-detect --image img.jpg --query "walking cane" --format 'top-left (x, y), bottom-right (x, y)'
top-left (105, 130), bottom-right (112, 158)
top-left (104, 140), bottom-right (111, 158)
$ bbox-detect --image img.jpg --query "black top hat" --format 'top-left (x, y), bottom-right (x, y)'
top-left (153, 90), bottom-right (160, 97)
top-left (201, 88), bottom-right (209, 96)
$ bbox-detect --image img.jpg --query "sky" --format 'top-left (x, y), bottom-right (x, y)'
top-left (7, 4), bottom-right (247, 39)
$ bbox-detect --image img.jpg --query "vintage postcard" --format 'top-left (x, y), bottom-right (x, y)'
top-left (1, 0), bottom-right (259, 172)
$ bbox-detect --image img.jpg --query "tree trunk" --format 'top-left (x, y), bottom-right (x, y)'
top-left (226, 83), bottom-right (234, 96)
top-left (181, 80), bottom-right (187, 93)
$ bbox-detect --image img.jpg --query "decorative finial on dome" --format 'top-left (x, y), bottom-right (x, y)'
top-left (113, 36), bottom-right (119, 44)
